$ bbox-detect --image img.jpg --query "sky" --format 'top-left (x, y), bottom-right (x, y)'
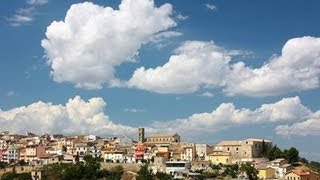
top-left (0, 0), bottom-right (320, 161)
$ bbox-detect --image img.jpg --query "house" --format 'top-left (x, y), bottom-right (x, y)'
top-left (180, 145), bottom-right (196, 162)
top-left (104, 149), bottom-right (125, 163)
top-left (146, 133), bottom-right (180, 144)
top-left (151, 157), bottom-right (166, 173)
top-left (258, 167), bottom-right (276, 179)
top-left (285, 169), bottom-right (320, 180)
top-left (6, 145), bottom-right (20, 163)
top-left (25, 144), bottom-right (46, 162)
top-left (191, 160), bottom-right (210, 171)
top-left (206, 151), bottom-right (231, 165)
top-left (213, 138), bottom-right (272, 163)
top-left (89, 145), bottom-right (100, 158)
top-left (73, 142), bottom-right (89, 161)
top-left (165, 161), bottom-right (191, 179)
top-left (268, 158), bottom-right (293, 179)
top-left (195, 144), bottom-right (213, 160)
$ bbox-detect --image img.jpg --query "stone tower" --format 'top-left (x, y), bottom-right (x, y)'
top-left (138, 128), bottom-right (145, 143)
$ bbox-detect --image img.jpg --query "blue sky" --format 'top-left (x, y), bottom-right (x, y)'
top-left (1, 0), bottom-right (320, 160)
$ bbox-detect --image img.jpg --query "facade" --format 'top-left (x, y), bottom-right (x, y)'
top-left (213, 138), bottom-right (272, 163)
top-left (268, 158), bottom-right (293, 179)
top-left (258, 167), bottom-right (276, 179)
top-left (206, 151), bottom-right (231, 165)
top-left (138, 128), bottom-right (145, 143)
top-left (146, 133), bottom-right (180, 144)
top-left (25, 144), bottom-right (46, 162)
top-left (104, 150), bottom-right (125, 163)
top-left (7, 145), bottom-right (20, 163)
top-left (134, 145), bottom-right (145, 163)
top-left (180, 146), bottom-right (195, 162)
top-left (195, 144), bottom-right (213, 160)
top-left (73, 142), bottom-right (89, 159)
top-left (165, 161), bottom-right (191, 178)
top-left (89, 146), bottom-right (100, 158)
top-left (285, 170), bottom-right (320, 180)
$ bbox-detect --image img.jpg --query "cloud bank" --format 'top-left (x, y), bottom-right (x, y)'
top-left (129, 37), bottom-right (320, 97)
top-left (42, 0), bottom-right (177, 89)
top-left (0, 96), bottom-right (135, 136)
top-left (0, 96), bottom-right (318, 138)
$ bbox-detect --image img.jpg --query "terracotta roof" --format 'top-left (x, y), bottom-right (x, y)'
top-left (148, 133), bottom-right (178, 138)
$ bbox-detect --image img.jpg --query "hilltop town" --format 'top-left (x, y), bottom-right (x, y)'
top-left (0, 128), bottom-right (319, 180)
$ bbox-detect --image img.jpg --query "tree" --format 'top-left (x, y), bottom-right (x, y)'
top-left (1, 172), bottom-right (31, 180)
top-left (285, 147), bottom-right (299, 164)
top-left (260, 139), bottom-right (269, 157)
top-left (223, 164), bottom-right (239, 178)
top-left (136, 164), bottom-right (154, 180)
top-left (155, 172), bottom-right (173, 180)
top-left (107, 165), bottom-right (124, 180)
top-left (240, 162), bottom-right (258, 180)
top-left (62, 145), bottom-right (67, 153)
top-left (267, 145), bottom-right (284, 160)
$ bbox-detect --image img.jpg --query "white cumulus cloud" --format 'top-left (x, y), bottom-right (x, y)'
top-left (150, 96), bottom-right (315, 138)
top-left (42, 0), bottom-right (177, 89)
top-left (226, 36), bottom-right (320, 96)
top-left (128, 37), bottom-right (320, 97)
top-left (275, 111), bottom-right (320, 137)
top-left (128, 41), bottom-right (231, 93)
top-left (0, 96), bottom-right (136, 136)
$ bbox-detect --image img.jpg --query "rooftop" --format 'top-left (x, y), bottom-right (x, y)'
top-left (148, 132), bottom-right (178, 138)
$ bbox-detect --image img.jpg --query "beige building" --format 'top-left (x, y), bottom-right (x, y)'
top-left (213, 138), bottom-right (272, 163)
top-left (206, 151), bottom-right (231, 165)
top-left (285, 169), bottom-right (320, 180)
top-left (258, 167), bottom-right (276, 179)
top-left (25, 144), bottom-right (46, 162)
top-left (146, 133), bottom-right (180, 144)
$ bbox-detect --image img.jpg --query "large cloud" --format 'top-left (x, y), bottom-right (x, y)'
top-left (275, 111), bottom-right (320, 137)
top-left (0, 96), bottom-right (136, 136)
top-left (128, 36), bottom-right (320, 97)
top-left (226, 36), bottom-right (320, 96)
top-left (128, 41), bottom-right (231, 93)
top-left (150, 96), bottom-right (316, 137)
top-left (41, 0), bottom-right (176, 89)
top-left (0, 96), bottom-right (318, 138)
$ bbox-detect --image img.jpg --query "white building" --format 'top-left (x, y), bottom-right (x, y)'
top-left (104, 150), bottom-right (125, 163)
top-left (7, 145), bottom-right (20, 163)
top-left (165, 161), bottom-right (191, 179)
top-left (268, 158), bottom-right (293, 179)
top-left (180, 146), bottom-right (195, 161)
top-left (195, 144), bottom-right (212, 160)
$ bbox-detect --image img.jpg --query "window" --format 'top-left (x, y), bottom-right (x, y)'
top-left (227, 148), bottom-right (230, 151)
top-left (236, 148), bottom-right (238, 151)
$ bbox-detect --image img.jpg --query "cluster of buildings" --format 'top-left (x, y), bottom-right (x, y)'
top-left (0, 128), bottom-right (319, 180)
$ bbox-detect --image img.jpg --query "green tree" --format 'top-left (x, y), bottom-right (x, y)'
top-left (1, 172), bottom-right (31, 180)
top-left (267, 145), bottom-right (284, 160)
top-left (0, 161), bottom-right (8, 169)
top-left (136, 164), bottom-right (154, 180)
top-left (155, 172), bottom-right (173, 180)
top-left (240, 162), bottom-right (258, 180)
top-left (223, 164), bottom-right (239, 178)
top-left (260, 139), bottom-right (269, 157)
top-left (285, 147), bottom-right (299, 164)
top-left (106, 165), bottom-right (124, 180)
